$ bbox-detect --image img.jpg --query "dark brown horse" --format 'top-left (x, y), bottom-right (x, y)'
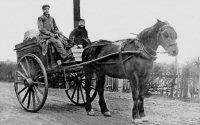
top-left (82, 20), bottom-right (178, 124)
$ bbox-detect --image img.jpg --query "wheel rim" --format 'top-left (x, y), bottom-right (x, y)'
top-left (65, 71), bottom-right (97, 106)
top-left (14, 54), bottom-right (48, 112)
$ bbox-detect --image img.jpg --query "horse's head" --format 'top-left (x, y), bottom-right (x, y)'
top-left (156, 20), bottom-right (178, 56)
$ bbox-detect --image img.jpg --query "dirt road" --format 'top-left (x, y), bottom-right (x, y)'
top-left (0, 82), bottom-right (200, 125)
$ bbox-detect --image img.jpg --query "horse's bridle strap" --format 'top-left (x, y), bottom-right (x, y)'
top-left (118, 44), bottom-right (128, 78)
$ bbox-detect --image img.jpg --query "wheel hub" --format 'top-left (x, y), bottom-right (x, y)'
top-left (78, 76), bottom-right (82, 81)
top-left (26, 78), bottom-right (34, 86)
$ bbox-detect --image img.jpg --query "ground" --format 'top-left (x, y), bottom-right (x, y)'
top-left (0, 81), bottom-right (200, 125)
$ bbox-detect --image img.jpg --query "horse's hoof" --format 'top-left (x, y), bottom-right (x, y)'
top-left (87, 109), bottom-right (95, 116)
top-left (132, 118), bottom-right (142, 124)
top-left (103, 111), bottom-right (111, 117)
top-left (141, 116), bottom-right (148, 122)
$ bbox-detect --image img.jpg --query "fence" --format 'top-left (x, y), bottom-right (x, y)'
top-left (105, 76), bottom-right (118, 92)
top-left (105, 77), bottom-right (131, 92)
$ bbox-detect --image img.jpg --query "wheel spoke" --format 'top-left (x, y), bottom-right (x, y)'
top-left (35, 85), bottom-right (44, 96)
top-left (22, 88), bottom-right (29, 103)
top-left (17, 71), bottom-right (27, 80)
top-left (32, 87), bottom-right (36, 109)
top-left (27, 89), bottom-right (31, 109)
top-left (77, 85), bottom-right (79, 103)
top-left (18, 86), bottom-right (28, 95)
top-left (33, 82), bottom-right (45, 86)
top-left (25, 57), bottom-right (30, 76)
top-left (80, 85), bottom-right (85, 103)
top-left (71, 84), bottom-right (77, 99)
top-left (19, 62), bottom-right (28, 77)
top-left (66, 82), bottom-right (75, 91)
top-left (33, 86), bottom-right (41, 104)
top-left (33, 72), bottom-right (42, 81)
top-left (81, 84), bottom-right (85, 90)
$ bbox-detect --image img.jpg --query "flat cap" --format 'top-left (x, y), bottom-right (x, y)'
top-left (42, 4), bottom-right (50, 9)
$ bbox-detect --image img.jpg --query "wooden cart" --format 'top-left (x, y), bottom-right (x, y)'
top-left (14, 38), bottom-right (97, 112)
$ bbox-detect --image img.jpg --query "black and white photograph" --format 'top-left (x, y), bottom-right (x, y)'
top-left (0, 0), bottom-right (199, 124)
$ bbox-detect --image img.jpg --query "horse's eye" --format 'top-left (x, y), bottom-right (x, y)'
top-left (163, 32), bottom-right (169, 39)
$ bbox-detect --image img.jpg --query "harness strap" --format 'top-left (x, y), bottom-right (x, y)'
top-left (119, 43), bottom-right (128, 78)
top-left (96, 55), bottom-right (134, 65)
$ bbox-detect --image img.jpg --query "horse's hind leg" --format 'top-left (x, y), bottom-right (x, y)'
top-left (96, 73), bottom-right (111, 117)
top-left (85, 68), bottom-right (94, 116)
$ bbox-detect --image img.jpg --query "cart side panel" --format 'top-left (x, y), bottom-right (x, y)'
top-left (15, 38), bottom-right (52, 69)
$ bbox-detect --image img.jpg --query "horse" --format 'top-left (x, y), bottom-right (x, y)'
top-left (82, 19), bottom-right (178, 124)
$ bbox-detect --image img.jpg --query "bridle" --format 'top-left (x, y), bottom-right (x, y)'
top-left (157, 24), bottom-right (177, 50)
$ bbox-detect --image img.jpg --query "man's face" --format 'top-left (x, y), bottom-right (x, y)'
top-left (78, 20), bottom-right (85, 27)
top-left (43, 7), bottom-right (50, 14)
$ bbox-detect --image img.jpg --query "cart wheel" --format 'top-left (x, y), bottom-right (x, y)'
top-left (14, 54), bottom-right (48, 112)
top-left (65, 71), bottom-right (97, 106)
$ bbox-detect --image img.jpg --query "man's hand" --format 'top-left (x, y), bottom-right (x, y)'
top-left (55, 33), bottom-right (59, 39)
top-left (50, 33), bottom-right (56, 38)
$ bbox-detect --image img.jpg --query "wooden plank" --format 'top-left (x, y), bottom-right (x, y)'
top-left (72, 48), bottom-right (83, 61)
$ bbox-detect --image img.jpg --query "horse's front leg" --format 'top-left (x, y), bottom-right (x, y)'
top-left (129, 72), bottom-right (142, 124)
top-left (138, 94), bottom-right (148, 122)
top-left (138, 75), bottom-right (149, 122)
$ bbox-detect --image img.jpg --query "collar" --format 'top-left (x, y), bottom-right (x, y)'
top-left (135, 39), bottom-right (157, 61)
top-left (43, 13), bottom-right (50, 18)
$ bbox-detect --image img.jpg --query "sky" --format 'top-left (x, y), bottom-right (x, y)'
top-left (0, 0), bottom-right (200, 65)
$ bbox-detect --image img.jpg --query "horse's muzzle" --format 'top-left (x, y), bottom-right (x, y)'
top-left (168, 44), bottom-right (178, 56)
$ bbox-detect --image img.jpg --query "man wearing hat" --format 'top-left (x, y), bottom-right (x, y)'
top-left (38, 4), bottom-right (74, 62)
top-left (69, 19), bottom-right (91, 48)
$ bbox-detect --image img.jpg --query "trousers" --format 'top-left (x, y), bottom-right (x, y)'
top-left (48, 37), bottom-right (72, 59)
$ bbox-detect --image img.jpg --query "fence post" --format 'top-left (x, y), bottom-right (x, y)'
top-left (105, 76), bottom-right (118, 92)
top-left (183, 68), bottom-right (189, 99)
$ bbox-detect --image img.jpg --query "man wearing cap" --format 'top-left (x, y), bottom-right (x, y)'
top-left (69, 19), bottom-right (91, 48)
top-left (38, 4), bottom-right (74, 62)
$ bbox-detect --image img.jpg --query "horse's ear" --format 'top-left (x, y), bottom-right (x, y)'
top-left (157, 19), bottom-right (162, 22)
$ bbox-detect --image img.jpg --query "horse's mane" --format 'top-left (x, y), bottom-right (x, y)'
top-left (121, 21), bottom-right (169, 56)
top-left (121, 21), bottom-right (169, 49)
top-left (120, 39), bottom-right (137, 49)
top-left (137, 21), bottom-right (168, 43)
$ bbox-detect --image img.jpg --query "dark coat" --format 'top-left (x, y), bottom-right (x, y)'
top-left (69, 26), bottom-right (88, 44)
